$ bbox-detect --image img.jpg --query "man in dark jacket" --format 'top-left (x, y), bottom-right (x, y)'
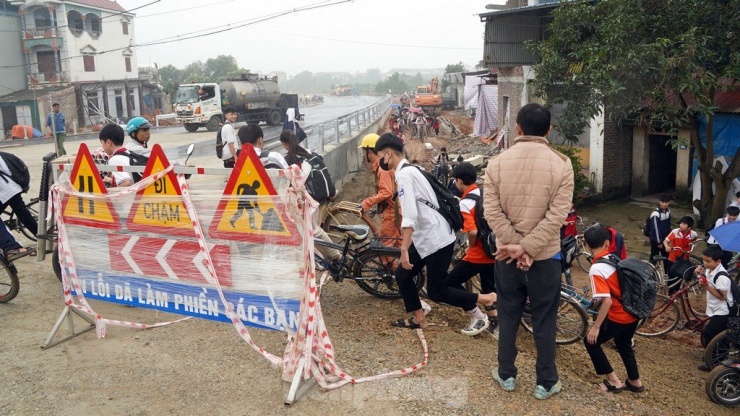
top-left (648, 195), bottom-right (671, 269)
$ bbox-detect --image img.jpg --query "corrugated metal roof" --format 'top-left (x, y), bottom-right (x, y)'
top-left (66, 0), bottom-right (127, 13)
top-left (479, 0), bottom-right (583, 21)
top-left (0, 87), bottom-right (64, 103)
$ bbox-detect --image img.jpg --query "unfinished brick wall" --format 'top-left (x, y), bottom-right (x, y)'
top-left (601, 119), bottom-right (633, 197)
top-left (496, 67), bottom-right (524, 143)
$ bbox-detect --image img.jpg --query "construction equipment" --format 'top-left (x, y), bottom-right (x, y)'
top-left (413, 77), bottom-right (442, 113)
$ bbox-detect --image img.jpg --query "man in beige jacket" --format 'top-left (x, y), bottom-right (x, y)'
top-left (484, 103), bottom-right (574, 400)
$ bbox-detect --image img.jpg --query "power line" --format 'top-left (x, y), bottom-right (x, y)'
top-left (260, 29), bottom-right (483, 51)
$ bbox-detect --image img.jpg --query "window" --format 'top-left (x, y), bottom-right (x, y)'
top-left (83, 55), bottom-right (95, 72)
top-left (125, 57), bottom-right (131, 72)
top-left (122, 21), bottom-right (128, 35)
top-left (128, 91), bottom-right (136, 111)
top-left (86, 92), bottom-right (99, 116)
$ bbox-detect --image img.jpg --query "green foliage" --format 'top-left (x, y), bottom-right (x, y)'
top-left (441, 62), bottom-right (466, 90)
top-left (157, 55), bottom-right (248, 103)
top-left (530, 0), bottom-right (740, 224)
top-left (375, 72), bottom-right (409, 94)
top-left (551, 144), bottom-right (591, 200)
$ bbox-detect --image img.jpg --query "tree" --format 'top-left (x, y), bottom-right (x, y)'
top-left (445, 62), bottom-right (466, 74)
top-left (156, 56), bottom-right (248, 103)
top-left (375, 72), bottom-right (408, 94)
top-left (531, 0), bottom-right (740, 226)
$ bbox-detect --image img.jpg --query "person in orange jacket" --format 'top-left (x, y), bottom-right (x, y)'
top-left (358, 133), bottom-right (402, 248)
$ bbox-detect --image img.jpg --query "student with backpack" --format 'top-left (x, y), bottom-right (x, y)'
top-left (358, 133), bottom-right (401, 248)
top-left (583, 225), bottom-right (645, 394)
top-left (696, 245), bottom-right (738, 371)
top-left (645, 195), bottom-right (671, 268)
top-left (0, 152), bottom-right (37, 237)
top-left (237, 125), bottom-right (288, 169)
top-left (218, 107), bottom-right (239, 168)
top-left (375, 134), bottom-right (496, 330)
top-left (442, 162), bottom-right (497, 336)
top-left (99, 124), bottom-right (134, 187)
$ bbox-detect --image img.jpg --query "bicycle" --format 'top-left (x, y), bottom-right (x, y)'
top-left (314, 224), bottom-right (424, 299)
top-left (0, 253), bottom-right (20, 303)
top-left (635, 273), bottom-right (707, 338)
top-left (648, 249), bottom-right (706, 317)
top-left (520, 290), bottom-right (590, 345)
top-left (320, 200), bottom-right (379, 244)
top-left (2, 197), bottom-right (39, 241)
top-left (704, 329), bottom-right (740, 372)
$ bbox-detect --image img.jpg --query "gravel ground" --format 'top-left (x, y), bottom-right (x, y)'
top-left (0, 115), bottom-right (735, 415)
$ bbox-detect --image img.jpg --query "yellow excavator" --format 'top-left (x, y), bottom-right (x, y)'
top-left (413, 77), bottom-right (442, 113)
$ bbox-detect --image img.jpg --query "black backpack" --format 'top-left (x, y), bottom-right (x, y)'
top-left (115, 150), bottom-right (149, 183)
top-left (642, 214), bottom-right (651, 237)
top-left (463, 193), bottom-right (496, 258)
top-left (215, 121), bottom-right (229, 159)
top-left (560, 235), bottom-right (578, 273)
top-left (713, 271), bottom-right (740, 316)
top-left (595, 255), bottom-right (657, 320)
top-left (0, 151), bottom-right (30, 193)
top-left (304, 152), bottom-right (336, 202)
top-left (401, 164), bottom-right (463, 232)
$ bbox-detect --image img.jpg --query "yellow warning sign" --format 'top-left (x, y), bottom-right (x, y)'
top-left (208, 144), bottom-right (300, 245)
top-left (125, 144), bottom-right (194, 237)
top-left (62, 143), bottom-right (121, 230)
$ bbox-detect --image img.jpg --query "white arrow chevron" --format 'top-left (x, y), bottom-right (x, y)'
top-left (193, 250), bottom-right (212, 284)
top-left (156, 239), bottom-right (178, 280)
top-left (121, 236), bottom-right (143, 275)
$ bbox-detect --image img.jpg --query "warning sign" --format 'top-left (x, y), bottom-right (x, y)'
top-left (208, 144), bottom-right (301, 245)
top-left (125, 144), bottom-right (194, 237)
top-left (61, 143), bottom-right (121, 230)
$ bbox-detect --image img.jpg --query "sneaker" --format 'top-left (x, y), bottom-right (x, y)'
top-left (461, 316), bottom-right (489, 336)
top-left (534, 381), bottom-right (562, 400)
top-left (420, 300), bottom-right (432, 316)
top-left (698, 362), bottom-right (711, 372)
top-left (492, 369), bottom-right (516, 392)
top-left (487, 316), bottom-right (499, 336)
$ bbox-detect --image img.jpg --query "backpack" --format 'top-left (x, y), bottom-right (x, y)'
top-left (304, 152), bottom-right (336, 202)
top-left (258, 151), bottom-right (283, 170)
top-left (114, 149), bottom-right (149, 183)
top-left (595, 255), bottom-right (657, 320)
top-left (713, 271), bottom-right (740, 316)
top-left (560, 235), bottom-right (577, 273)
top-left (401, 164), bottom-right (463, 232)
top-left (215, 122), bottom-right (229, 159)
top-left (463, 193), bottom-right (496, 258)
top-left (642, 214), bottom-right (651, 237)
top-left (0, 151), bottom-right (30, 193)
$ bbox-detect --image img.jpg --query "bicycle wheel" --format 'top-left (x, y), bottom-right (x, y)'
top-left (322, 206), bottom-right (378, 244)
top-left (704, 330), bottom-right (740, 369)
top-left (575, 251), bottom-right (593, 273)
top-left (352, 249), bottom-right (424, 299)
top-left (684, 280), bottom-right (707, 318)
top-left (17, 199), bottom-right (39, 241)
top-left (0, 258), bottom-right (19, 303)
top-left (520, 295), bottom-right (589, 345)
top-left (635, 294), bottom-right (680, 337)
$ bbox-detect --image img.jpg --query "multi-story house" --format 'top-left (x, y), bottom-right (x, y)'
top-left (0, 0), bottom-right (166, 138)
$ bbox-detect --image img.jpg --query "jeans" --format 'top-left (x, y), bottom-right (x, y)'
top-left (584, 318), bottom-right (640, 380)
top-left (495, 259), bottom-right (561, 389)
top-left (396, 243), bottom-right (460, 313)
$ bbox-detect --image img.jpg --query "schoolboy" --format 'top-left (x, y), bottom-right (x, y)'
top-left (583, 225), bottom-right (644, 393)
top-left (99, 124), bottom-right (133, 187)
top-left (647, 195), bottom-right (671, 268)
top-left (443, 162), bottom-right (497, 336)
top-left (664, 216), bottom-right (698, 289)
top-left (220, 107), bottom-right (239, 168)
top-left (696, 245), bottom-right (735, 371)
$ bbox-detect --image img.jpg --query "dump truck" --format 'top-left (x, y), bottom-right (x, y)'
top-left (413, 76), bottom-right (442, 113)
top-left (330, 84), bottom-right (352, 96)
top-left (175, 74), bottom-right (300, 132)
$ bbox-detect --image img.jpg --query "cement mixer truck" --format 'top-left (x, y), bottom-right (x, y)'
top-left (175, 73), bottom-right (300, 132)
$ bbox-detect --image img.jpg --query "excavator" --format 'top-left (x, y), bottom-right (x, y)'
top-left (413, 76), bottom-right (442, 113)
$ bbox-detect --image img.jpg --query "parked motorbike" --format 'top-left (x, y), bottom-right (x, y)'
top-left (705, 358), bottom-right (740, 407)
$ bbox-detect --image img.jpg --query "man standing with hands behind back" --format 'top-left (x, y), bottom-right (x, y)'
top-left (46, 102), bottom-right (66, 156)
top-left (484, 103), bottom-right (574, 400)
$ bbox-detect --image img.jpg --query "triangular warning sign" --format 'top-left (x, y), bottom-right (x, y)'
top-left (125, 144), bottom-right (194, 237)
top-left (208, 144), bottom-right (301, 245)
top-left (61, 143), bottom-right (121, 230)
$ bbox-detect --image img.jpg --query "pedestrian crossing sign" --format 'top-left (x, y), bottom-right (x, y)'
top-left (61, 143), bottom-right (121, 230)
top-left (208, 144), bottom-right (301, 245)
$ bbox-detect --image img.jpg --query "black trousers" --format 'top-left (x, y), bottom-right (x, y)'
top-left (442, 260), bottom-right (496, 302)
top-left (396, 243), bottom-right (472, 313)
top-left (701, 314), bottom-right (730, 347)
top-left (584, 318), bottom-right (640, 380)
top-left (0, 193), bottom-right (37, 236)
top-left (495, 259), bottom-right (561, 389)
top-left (0, 223), bottom-right (21, 252)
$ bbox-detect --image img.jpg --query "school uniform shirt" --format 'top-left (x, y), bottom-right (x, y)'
top-left (108, 149), bottom-right (133, 186)
top-left (396, 159), bottom-right (455, 259)
top-left (0, 156), bottom-right (22, 204)
top-left (254, 147), bottom-right (288, 169)
top-left (220, 122), bottom-right (239, 161)
top-left (460, 186), bottom-right (494, 265)
top-left (589, 251), bottom-right (637, 324)
top-left (665, 228), bottom-right (697, 262)
top-left (706, 217), bottom-right (730, 245)
top-left (704, 263), bottom-right (734, 317)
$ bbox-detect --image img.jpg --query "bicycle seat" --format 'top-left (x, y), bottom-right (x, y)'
top-left (330, 224), bottom-right (369, 241)
top-left (653, 256), bottom-right (668, 261)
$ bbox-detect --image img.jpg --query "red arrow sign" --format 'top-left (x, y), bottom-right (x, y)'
top-left (108, 234), bottom-right (233, 286)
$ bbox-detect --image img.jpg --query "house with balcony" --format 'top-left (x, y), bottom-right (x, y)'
top-left (0, 0), bottom-right (166, 136)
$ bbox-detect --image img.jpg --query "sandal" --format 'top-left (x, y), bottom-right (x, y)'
top-left (391, 316), bottom-right (422, 329)
top-left (5, 246), bottom-right (36, 261)
top-left (624, 379), bottom-right (645, 393)
top-left (484, 302), bottom-right (497, 311)
top-left (598, 379), bottom-right (625, 394)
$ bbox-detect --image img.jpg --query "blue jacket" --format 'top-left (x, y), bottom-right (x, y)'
top-left (648, 207), bottom-right (671, 245)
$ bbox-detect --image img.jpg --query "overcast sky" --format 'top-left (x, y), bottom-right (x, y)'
top-left (125, 0), bottom-right (504, 75)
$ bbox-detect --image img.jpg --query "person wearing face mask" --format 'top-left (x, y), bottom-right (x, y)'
top-left (358, 133), bottom-right (401, 248)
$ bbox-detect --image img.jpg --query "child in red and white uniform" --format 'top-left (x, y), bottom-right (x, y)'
top-left (583, 225), bottom-right (644, 394)
top-left (664, 216), bottom-right (698, 289)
